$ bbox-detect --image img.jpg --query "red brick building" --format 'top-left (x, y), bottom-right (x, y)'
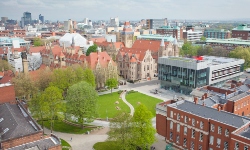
top-left (0, 101), bottom-right (61, 150)
top-left (232, 24), bottom-right (250, 40)
top-left (0, 84), bottom-right (16, 104)
top-left (156, 100), bottom-right (250, 150)
top-left (156, 26), bottom-right (183, 40)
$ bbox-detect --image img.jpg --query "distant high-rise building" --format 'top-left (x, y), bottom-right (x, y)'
top-left (64, 19), bottom-right (73, 31)
top-left (21, 12), bottom-right (32, 27)
top-left (1, 17), bottom-right (8, 23)
top-left (83, 18), bottom-right (89, 25)
top-left (39, 14), bottom-right (44, 24)
top-left (146, 18), bottom-right (167, 29)
top-left (110, 17), bottom-right (119, 27)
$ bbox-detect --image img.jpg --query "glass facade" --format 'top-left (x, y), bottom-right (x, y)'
top-left (158, 64), bottom-right (208, 95)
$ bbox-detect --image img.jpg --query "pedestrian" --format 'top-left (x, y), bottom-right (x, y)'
top-left (70, 137), bottom-right (72, 141)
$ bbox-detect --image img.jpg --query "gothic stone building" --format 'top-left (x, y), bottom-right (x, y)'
top-left (117, 39), bottom-right (179, 81)
top-left (40, 43), bottom-right (118, 89)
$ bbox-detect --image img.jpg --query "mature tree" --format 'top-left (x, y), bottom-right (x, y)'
top-left (0, 59), bottom-right (12, 71)
top-left (12, 73), bottom-right (37, 100)
top-left (86, 44), bottom-right (98, 56)
top-left (180, 41), bottom-right (199, 57)
top-left (65, 81), bottom-right (98, 127)
top-left (83, 68), bottom-right (96, 87)
top-left (35, 67), bottom-right (53, 91)
top-left (43, 86), bottom-right (64, 133)
top-left (105, 78), bottom-right (118, 93)
top-left (229, 47), bottom-right (250, 68)
top-left (33, 38), bottom-right (43, 47)
top-left (197, 45), bottom-right (213, 56)
top-left (200, 36), bottom-right (206, 41)
top-left (108, 112), bottom-right (133, 150)
top-left (50, 68), bottom-right (71, 92)
top-left (28, 92), bottom-right (48, 133)
top-left (131, 104), bottom-right (156, 149)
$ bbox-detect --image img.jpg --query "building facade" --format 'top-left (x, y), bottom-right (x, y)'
top-left (183, 30), bottom-right (203, 42)
top-left (95, 41), bottom-right (125, 60)
top-left (146, 19), bottom-right (167, 29)
top-left (39, 14), bottom-right (44, 23)
top-left (110, 17), bottom-right (119, 27)
top-left (156, 26), bottom-right (183, 40)
top-left (120, 21), bottom-right (134, 48)
top-left (117, 39), bottom-right (179, 81)
top-left (232, 24), bottom-right (250, 40)
top-left (158, 56), bottom-right (244, 94)
top-left (156, 100), bottom-right (250, 150)
top-left (204, 29), bottom-right (231, 39)
top-left (21, 12), bottom-right (32, 28)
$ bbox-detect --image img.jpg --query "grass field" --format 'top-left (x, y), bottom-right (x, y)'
top-left (93, 141), bottom-right (119, 150)
top-left (38, 120), bottom-right (92, 134)
top-left (97, 92), bottom-right (130, 119)
top-left (60, 138), bottom-right (71, 150)
top-left (126, 92), bottom-right (163, 116)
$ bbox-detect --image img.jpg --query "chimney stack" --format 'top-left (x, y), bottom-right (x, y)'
top-left (194, 97), bottom-right (198, 104)
top-left (202, 95), bottom-right (205, 100)
top-left (218, 106), bottom-right (221, 111)
top-left (204, 93), bottom-right (208, 99)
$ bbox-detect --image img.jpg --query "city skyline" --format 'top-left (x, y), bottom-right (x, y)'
top-left (1, 0), bottom-right (250, 21)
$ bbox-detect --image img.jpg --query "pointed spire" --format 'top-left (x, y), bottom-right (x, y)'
top-left (160, 38), bottom-right (165, 47)
top-left (70, 24), bottom-right (73, 33)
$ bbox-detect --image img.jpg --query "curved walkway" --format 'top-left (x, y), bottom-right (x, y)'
top-left (121, 91), bottom-right (135, 116)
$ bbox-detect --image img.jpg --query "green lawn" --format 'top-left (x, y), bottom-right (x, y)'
top-left (60, 138), bottom-right (71, 150)
top-left (126, 92), bottom-right (163, 116)
top-left (93, 141), bottom-right (119, 150)
top-left (97, 92), bottom-right (130, 119)
top-left (38, 120), bottom-right (92, 134)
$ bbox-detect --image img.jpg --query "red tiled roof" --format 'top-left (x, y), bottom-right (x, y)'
top-left (0, 48), bottom-right (3, 55)
top-left (132, 40), bottom-right (169, 52)
top-left (91, 37), bottom-right (106, 43)
top-left (0, 70), bottom-right (15, 84)
top-left (0, 85), bottom-right (16, 104)
top-left (11, 47), bottom-right (26, 53)
top-left (130, 57), bottom-right (137, 63)
top-left (88, 52), bottom-right (116, 69)
top-left (29, 46), bottom-right (45, 53)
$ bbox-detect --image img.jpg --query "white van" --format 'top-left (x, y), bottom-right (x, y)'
top-left (246, 68), bottom-right (250, 73)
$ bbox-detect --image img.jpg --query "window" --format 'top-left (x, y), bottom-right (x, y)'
top-left (192, 118), bottom-right (195, 126)
top-left (218, 126), bottom-right (222, 134)
top-left (170, 121), bottom-right (173, 129)
top-left (210, 136), bottom-right (214, 145)
top-left (183, 138), bottom-right (187, 147)
top-left (177, 113), bottom-right (180, 120)
top-left (225, 129), bottom-right (229, 137)
top-left (217, 138), bottom-right (221, 148)
top-left (170, 132), bottom-right (173, 140)
top-left (199, 132), bottom-right (203, 141)
top-left (235, 142), bottom-right (239, 150)
top-left (199, 145), bottom-right (202, 150)
top-left (177, 124), bottom-right (180, 132)
top-left (184, 126), bottom-right (187, 135)
top-left (176, 135), bottom-right (179, 143)
top-left (211, 124), bottom-right (214, 132)
top-left (184, 116), bottom-right (188, 123)
top-left (244, 146), bottom-right (249, 150)
top-left (191, 141), bottom-right (194, 150)
top-left (192, 129), bottom-right (195, 138)
top-left (170, 111), bottom-right (173, 118)
top-left (200, 121), bottom-right (204, 129)
top-left (224, 141), bottom-right (228, 150)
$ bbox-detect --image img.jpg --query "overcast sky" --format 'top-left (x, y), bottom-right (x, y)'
top-left (1, 0), bottom-right (250, 21)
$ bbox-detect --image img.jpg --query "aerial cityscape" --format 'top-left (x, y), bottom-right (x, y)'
top-left (1, 0), bottom-right (250, 150)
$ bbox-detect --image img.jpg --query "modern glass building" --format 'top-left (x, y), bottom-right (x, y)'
top-left (204, 29), bottom-right (231, 39)
top-left (158, 56), bottom-right (244, 95)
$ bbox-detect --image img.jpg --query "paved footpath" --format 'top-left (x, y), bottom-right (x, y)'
top-left (44, 127), bottom-right (109, 150)
top-left (121, 91), bottom-right (135, 116)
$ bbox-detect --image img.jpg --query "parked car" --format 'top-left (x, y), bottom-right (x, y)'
top-left (246, 68), bottom-right (250, 73)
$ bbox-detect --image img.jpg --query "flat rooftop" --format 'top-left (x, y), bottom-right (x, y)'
top-left (137, 34), bottom-right (175, 41)
top-left (169, 100), bottom-right (250, 128)
top-left (206, 38), bottom-right (250, 45)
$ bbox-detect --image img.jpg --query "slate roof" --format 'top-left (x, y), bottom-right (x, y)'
top-left (239, 127), bottom-right (250, 138)
top-left (244, 78), bottom-right (250, 85)
top-left (0, 103), bottom-right (42, 141)
top-left (229, 92), bottom-right (250, 102)
top-left (8, 137), bottom-right (60, 150)
top-left (237, 84), bottom-right (250, 92)
top-left (169, 100), bottom-right (250, 128)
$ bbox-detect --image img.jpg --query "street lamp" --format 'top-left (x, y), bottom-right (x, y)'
top-left (106, 109), bottom-right (108, 121)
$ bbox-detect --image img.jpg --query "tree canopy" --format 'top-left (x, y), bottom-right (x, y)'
top-left (200, 36), bottom-right (206, 41)
top-left (179, 41), bottom-right (199, 57)
top-left (229, 47), bottom-right (250, 68)
top-left (83, 68), bottom-right (96, 87)
top-left (105, 78), bottom-right (118, 93)
top-left (65, 81), bottom-right (98, 126)
top-left (86, 44), bottom-right (98, 56)
top-left (43, 86), bottom-right (64, 133)
top-left (0, 59), bottom-right (12, 71)
top-left (107, 104), bottom-right (156, 150)
top-left (33, 38), bottom-right (43, 47)
top-left (131, 104), bottom-right (156, 149)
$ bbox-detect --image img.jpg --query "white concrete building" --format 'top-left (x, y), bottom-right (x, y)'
top-left (183, 30), bottom-right (203, 42)
top-left (110, 17), bottom-right (119, 27)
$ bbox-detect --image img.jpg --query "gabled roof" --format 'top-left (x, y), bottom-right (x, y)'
top-left (88, 51), bottom-right (116, 69)
top-left (132, 40), bottom-right (169, 52)
top-left (91, 37), bottom-right (106, 43)
top-left (29, 46), bottom-right (45, 53)
top-left (0, 85), bottom-right (16, 104)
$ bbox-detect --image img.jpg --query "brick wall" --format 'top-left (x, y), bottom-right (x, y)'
top-left (2, 132), bottom-right (43, 149)
top-left (156, 114), bottom-right (167, 137)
